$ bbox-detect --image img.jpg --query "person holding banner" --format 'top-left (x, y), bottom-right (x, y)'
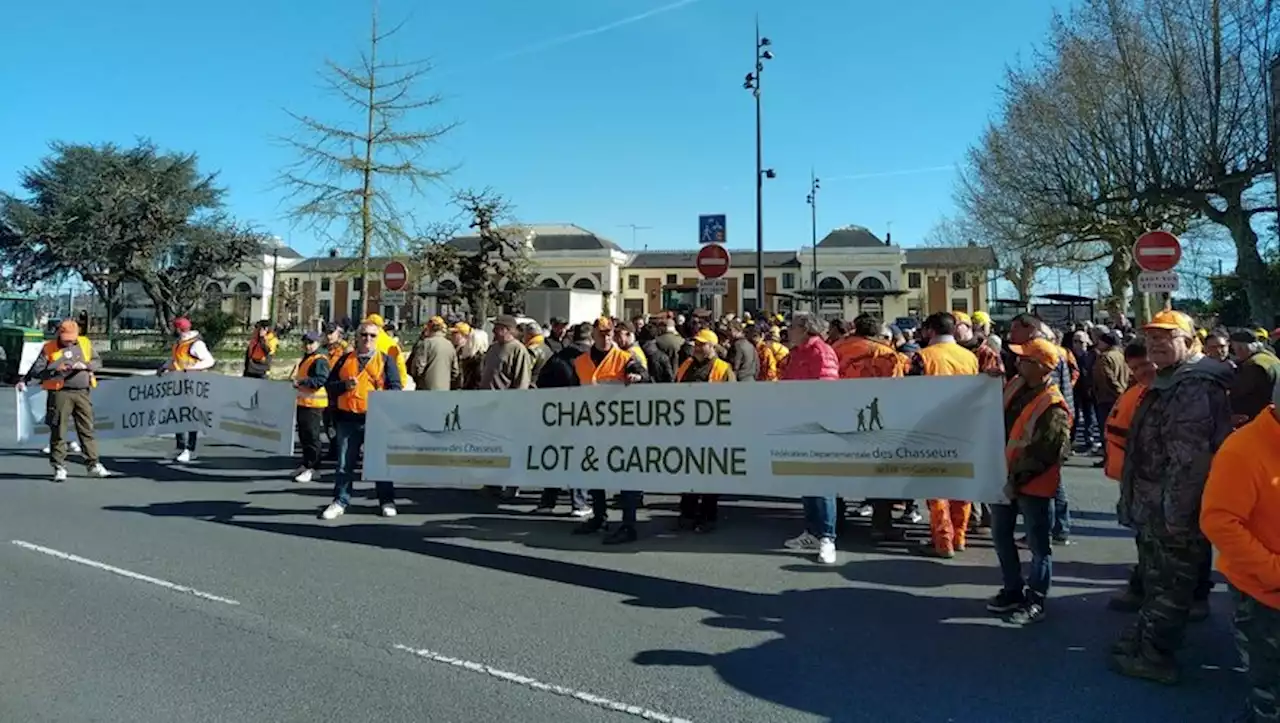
top-left (572, 316), bottom-right (649, 545)
top-left (17, 320), bottom-right (111, 482)
top-left (291, 331), bottom-right (330, 483)
top-left (779, 312), bottom-right (841, 565)
top-left (909, 311), bottom-right (980, 559)
top-left (320, 321), bottom-right (403, 520)
top-left (158, 316), bottom-right (214, 463)
top-left (674, 328), bottom-right (735, 533)
top-left (987, 338), bottom-right (1071, 626)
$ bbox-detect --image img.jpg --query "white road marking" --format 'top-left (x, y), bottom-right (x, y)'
top-left (11, 540), bottom-right (241, 606)
top-left (393, 643), bottom-right (693, 723)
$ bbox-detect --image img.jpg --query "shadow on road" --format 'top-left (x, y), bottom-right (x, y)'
top-left (103, 497), bottom-right (1246, 723)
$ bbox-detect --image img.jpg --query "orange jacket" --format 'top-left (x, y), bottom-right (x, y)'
top-left (838, 337), bottom-right (905, 379)
top-left (1200, 407), bottom-right (1280, 609)
top-left (1103, 383), bottom-right (1148, 480)
top-left (755, 340), bottom-right (779, 381)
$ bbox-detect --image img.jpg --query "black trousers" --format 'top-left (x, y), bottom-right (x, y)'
top-left (296, 406), bottom-right (324, 470)
top-left (175, 431), bottom-right (197, 452)
top-left (679, 494), bottom-right (719, 523)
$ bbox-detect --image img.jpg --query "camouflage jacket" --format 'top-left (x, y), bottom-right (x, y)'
top-left (1118, 356), bottom-right (1233, 537)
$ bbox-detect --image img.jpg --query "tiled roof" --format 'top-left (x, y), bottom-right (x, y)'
top-left (625, 250), bottom-right (801, 269)
top-left (450, 223), bottom-right (622, 253)
top-left (816, 226), bottom-right (886, 248)
top-left (903, 247), bottom-right (997, 268)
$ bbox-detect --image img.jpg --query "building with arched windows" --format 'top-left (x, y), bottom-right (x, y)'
top-left (272, 223), bottom-right (994, 327)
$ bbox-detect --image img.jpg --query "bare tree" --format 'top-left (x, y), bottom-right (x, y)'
top-left (279, 1), bottom-right (456, 318)
top-left (411, 189), bottom-right (535, 322)
top-left (1060, 0), bottom-right (1280, 322)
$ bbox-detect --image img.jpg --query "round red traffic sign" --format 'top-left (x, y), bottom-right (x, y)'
top-left (1133, 231), bottom-right (1182, 272)
top-left (383, 261), bottom-right (408, 291)
top-left (695, 244), bottom-right (731, 279)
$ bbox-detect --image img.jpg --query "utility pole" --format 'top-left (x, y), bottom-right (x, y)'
top-left (743, 18), bottom-right (774, 315)
top-left (806, 171), bottom-right (820, 311)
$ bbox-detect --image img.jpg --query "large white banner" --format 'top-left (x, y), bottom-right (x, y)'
top-left (364, 376), bottom-right (1009, 502)
top-left (15, 373), bottom-right (297, 455)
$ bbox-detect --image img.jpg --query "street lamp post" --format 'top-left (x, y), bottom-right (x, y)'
top-left (806, 170), bottom-right (820, 311)
top-left (744, 19), bottom-right (774, 315)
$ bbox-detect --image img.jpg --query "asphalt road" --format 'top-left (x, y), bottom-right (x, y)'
top-left (0, 397), bottom-right (1248, 723)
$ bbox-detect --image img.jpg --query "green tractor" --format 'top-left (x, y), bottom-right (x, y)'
top-left (0, 292), bottom-right (44, 384)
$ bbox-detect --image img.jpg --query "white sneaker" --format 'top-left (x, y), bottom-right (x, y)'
top-left (70, 441), bottom-right (81, 453)
top-left (856, 504), bottom-right (874, 517)
top-left (87, 464), bottom-right (111, 478)
top-left (320, 503), bottom-right (346, 520)
top-left (784, 531), bottom-right (820, 551)
top-left (380, 503), bottom-right (398, 518)
top-left (175, 450), bottom-right (192, 463)
top-left (817, 538), bottom-right (837, 564)
top-left (571, 508), bottom-right (594, 519)
top-left (293, 468), bottom-right (313, 483)
top-left (43, 442), bottom-right (82, 454)
top-left (52, 467), bottom-right (68, 482)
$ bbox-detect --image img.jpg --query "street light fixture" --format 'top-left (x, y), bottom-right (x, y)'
top-left (744, 19), bottom-right (774, 316)
top-left (806, 172), bottom-right (821, 310)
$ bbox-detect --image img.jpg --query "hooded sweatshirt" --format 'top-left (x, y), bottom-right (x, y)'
top-left (1119, 355), bottom-right (1234, 537)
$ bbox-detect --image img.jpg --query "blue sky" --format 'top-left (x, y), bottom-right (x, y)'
top-left (2, 0), bottom-right (1060, 262)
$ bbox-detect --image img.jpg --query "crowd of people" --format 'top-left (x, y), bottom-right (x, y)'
top-left (18, 304), bottom-right (1280, 721)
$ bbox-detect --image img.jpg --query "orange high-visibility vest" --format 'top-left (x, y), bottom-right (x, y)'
top-left (839, 337), bottom-right (905, 379)
top-left (1003, 377), bottom-right (1069, 497)
top-left (676, 357), bottom-right (733, 382)
top-left (920, 342), bottom-right (979, 376)
top-left (335, 352), bottom-right (387, 414)
top-left (294, 352), bottom-right (329, 409)
top-left (172, 336), bottom-right (202, 371)
top-left (1103, 383), bottom-right (1148, 481)
top-left (248, 332), bottom-right (277, 363)
top-left (40, 338), bottom-right (97, 390)
top-left (756, 340), bottom-right (778, 381)
top-left (326, 340), bottom-right (349, 370)
top-left (573, 347), bottom-right (632, 384)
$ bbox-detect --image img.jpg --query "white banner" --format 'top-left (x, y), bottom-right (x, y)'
top-left (364, 376), bottom-right (1009, 502)
top-left (15, 373), bottom-right (297, 455)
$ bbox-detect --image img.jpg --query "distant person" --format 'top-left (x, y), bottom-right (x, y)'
top-left (158, 316), bottom-right (215, 462)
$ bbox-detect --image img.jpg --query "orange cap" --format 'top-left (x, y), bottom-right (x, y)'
top-left (57, 319), bottom-right (80, 340)
top-left (427, 316), bottom-right (446, 330)
top-left (594, 316), bottom-right (614, 332)
top-left (1007, 338), bottom-right (1060, 369)
top-left (1143, 310), bottom-right (1194, 335)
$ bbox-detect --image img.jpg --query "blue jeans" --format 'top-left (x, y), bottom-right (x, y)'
top-left (803, 496), bottom-right (837, 540)
top-left (332, 414), bottom-right (394, 507)
top-left (992, 495), bottom-right (1053, 599)
top-left (1050, 483), bottom-right (1070, 539)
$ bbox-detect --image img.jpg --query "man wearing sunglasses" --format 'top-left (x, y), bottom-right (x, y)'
top-left (320, 321), bottom-right (403, 520)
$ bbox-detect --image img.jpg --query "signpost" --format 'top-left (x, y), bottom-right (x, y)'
top-left (380, 290), bottom-right (408, 305)
top-left (1136, 271), bottom-right (1179, 294)
top-left (695, 244), bottom-right (731, 279)
top-left (698, 214), bottom-right (727, 245)
top-left (697, 278), bottom-right (728, 296)
top-left (1133, 231), bottom-right (1182, 272)
top-left (382, 261), bottom-right (409, 291)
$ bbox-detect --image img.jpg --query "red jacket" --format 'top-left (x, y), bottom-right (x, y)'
top-left (780, 335), bottom-right (839, 381)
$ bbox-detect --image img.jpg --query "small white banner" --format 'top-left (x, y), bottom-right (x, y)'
top-left (1137, 270), bottom-right (1179, 294)
top-left (16, 373), bottom-right (297, 455)
top-left (380, 290), bottom-right (408, 305)
top-left (697, 278), bottom-right (728, 296)
top-left (363, 376), bottom-right (1009, 502)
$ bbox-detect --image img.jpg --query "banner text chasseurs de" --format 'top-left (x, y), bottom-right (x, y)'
top-left (127, 378), bottom-right (212, 402)
top-left (541, 398), bottom-right (731, 428)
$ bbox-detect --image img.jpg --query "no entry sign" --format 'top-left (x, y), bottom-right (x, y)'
top-left (1134, 231), bottom-right (1182, 273)
top-left (383, 261), bottom-right (408, 291)
top-left (695, 244), bottom-right (731, 279)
